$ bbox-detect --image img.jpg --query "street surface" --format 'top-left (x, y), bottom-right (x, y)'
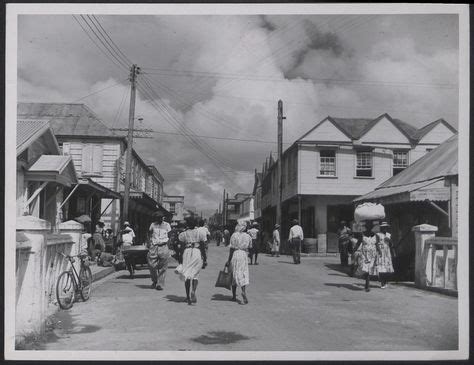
top-left (42, 241), bottom-right (458, 351)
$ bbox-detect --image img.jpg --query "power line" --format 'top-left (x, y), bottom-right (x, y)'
top-left (150, 130), bottom-right (291, 144)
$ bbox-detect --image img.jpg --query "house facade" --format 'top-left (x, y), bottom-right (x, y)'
top-left (259, 113), bottom-right (457, 253)
top-left (17, 102), bottom-right (168, 242)
top-left (162, 195), bottom-right (185, 226)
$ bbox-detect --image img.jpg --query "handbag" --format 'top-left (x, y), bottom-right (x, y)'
top-left (215, 265), bottom-right (232, 290)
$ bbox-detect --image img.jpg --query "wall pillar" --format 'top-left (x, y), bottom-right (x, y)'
top-left (16, 215), bottom-right (51, 341)
top-left (412, 224), bottom-right (438, 288)
top-left (59, 220), bottom-right (84, 272)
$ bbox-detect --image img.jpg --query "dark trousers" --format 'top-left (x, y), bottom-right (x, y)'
top-left (200, 242), bottom-right (208, 266)
top-left (248, 239), bottom-right (260, 263)
top-left (291, 238), bottom-right (301, 264)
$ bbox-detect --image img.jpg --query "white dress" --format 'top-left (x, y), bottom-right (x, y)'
top-left (230, 232), bottom-right (251, 287)
top-left (178, 228), bottom-right (203, 281)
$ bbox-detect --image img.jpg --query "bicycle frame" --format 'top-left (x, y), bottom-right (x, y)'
top-left (63, 254), bottom-right (86, 292)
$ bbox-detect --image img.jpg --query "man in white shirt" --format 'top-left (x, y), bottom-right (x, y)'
top-left (288, 219), bottom-right (304, 264)
top-left (272, 224), bottom-right (280, 257)
top-left (247, 222), bottom-right (260, 265)
top-left (147, 211), bottom-right (172, 290)
top-left (197, 219), bottom-right (210, 268)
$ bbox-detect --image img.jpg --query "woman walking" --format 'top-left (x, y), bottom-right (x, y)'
top-left (357, 221), bottom-right (379, 292)
top-left (178, 217), bottom-right (205, 305)
top-left (226, 221), bottom-right (251, 304)
top-left (375, 222), bottom-right (394, 288)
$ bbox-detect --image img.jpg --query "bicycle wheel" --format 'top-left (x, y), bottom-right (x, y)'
top-left (79, 266), bottom-right (93, 301)
top-left (56, 271), bottom-right (75, 310)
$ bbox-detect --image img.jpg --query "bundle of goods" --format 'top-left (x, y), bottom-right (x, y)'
top-left (354, 202), bottom-right (385, 223)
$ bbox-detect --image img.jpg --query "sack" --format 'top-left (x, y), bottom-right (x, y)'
top-left (354, 203), bottom-right (385, 223)
top-left (215, 265), bottom-right (232, 290)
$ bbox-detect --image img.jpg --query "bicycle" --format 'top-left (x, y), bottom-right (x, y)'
top-left (56, 253), bottom-right (93, 310)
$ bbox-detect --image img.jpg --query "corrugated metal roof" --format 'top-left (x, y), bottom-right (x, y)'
top-left (17, 119), bottom-right (50, 151)
top-left (17, 102), bottom-right (122, 139)
top-left (379, 134), bottom-right (457, 188)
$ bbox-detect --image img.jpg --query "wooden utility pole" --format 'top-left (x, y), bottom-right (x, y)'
top-left (123, 64), bottom-right (140, 224)
top-left (276, 100), bottom-right (285, 227)
top-left (222, 189), bottom-right (226, 227)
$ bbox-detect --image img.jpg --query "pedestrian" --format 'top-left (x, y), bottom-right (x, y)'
top-left (178, 217), bottom-right (205, 305)
top-left (247, 222), bottom-right (260, 265)
top-left (356, 220), bottom-right (379, 292)
top-left (226, 221), bottom-right (251, 304)
top-left (337, 220), bottom-right (352, 266)
top-left (215, 228), bottom-right (222, 247)
top-left (223, 227), bottom-right (231, 247)
top-left (197, 219), bottom-right (210, 269)
top-left (147, 211), bottom-right (172, 290)
top-left (288, 219), bottom-right (304, 264)
top-left (272, 224), bottom-right (280, 257)
top-left (168, 224), bottom-right (181, 264)
top-left (375, 221), bottom-right (394, 288)
top-left (91, 221), bottom-right (106, 262)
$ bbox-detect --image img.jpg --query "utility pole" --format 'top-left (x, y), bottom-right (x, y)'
top-left (222, 189), bottom-right (226, 227)
top-left (276, 100), bottom-right (285, 228)
top-left (122, 64), bottom-right (140, 224)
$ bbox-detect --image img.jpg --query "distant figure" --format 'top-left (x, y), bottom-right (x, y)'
top-left (288, 219), bottom-right (304, 264)
top-left (356, 221), bottom-right (378, 292)
top-left (178, 217), bottom-right (204, 305)
top-left (272, 224), bottom-right (280, 257)
top-left (226, 222), bottom-right (251, 304)
top-left (91, 221), bottom-right (106, 261)
top-left (147, 211), bottom-right (171, 290)
top-left (247, 222), bottom-right (260, 265)
top-left (98, 245), bottom-right (114, 267)
top-left (121, 221), bottom-right (135, 248)
top-left (223, 228), bottom-right (231, 247)
top-left (375, 221), bottom-right (394, 288)
top-left (338, 220), bottom-right (352, 266)
top-left (215, 228), bottom-right (222, 247)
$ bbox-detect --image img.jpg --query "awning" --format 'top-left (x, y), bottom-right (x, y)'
top-left (122, 190), bottom-right (171, 216)
top-left (25, 155), bottom-right (77, 186)
top-left (77, 178), bottom-right (121, 199)
top-left (354, 178), bottom-right (449, 204)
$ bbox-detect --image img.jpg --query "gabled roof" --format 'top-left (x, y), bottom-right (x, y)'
top-left (25, 155), bottom-right (78, 186)
top-left (411, 118), bottom-right (458, 141)
top-left (17, 102), bottom-right (122, 140)
top-left (17, 119), bottom-right (59, 155)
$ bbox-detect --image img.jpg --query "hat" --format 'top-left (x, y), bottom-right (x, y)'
top-left (380, 221), bottom-right (390, 227)
top-left (124, 221), bottom-right (130, 226)
top-left (274, 224), bottom-right (280, 229)
top-left (291, 219), bottom-right (299, 224)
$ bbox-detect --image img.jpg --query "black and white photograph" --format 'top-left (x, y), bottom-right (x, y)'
top-left (4, 3), bottom-right (470, 361)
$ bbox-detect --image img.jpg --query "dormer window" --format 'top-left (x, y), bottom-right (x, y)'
top-left (356, 151), bottom-right (373, 177)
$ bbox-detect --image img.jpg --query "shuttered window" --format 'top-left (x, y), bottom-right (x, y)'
top-left (82, 144), bottom-right (103, 175)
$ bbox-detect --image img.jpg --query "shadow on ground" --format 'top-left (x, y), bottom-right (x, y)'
top-left (211, 293), bottom-right (234, 301)
top-left (191, 331), bottom-right (251, 345)
top-left (324, 263), bottom-right (352, 275)
top-left (117, 273), bottom-right (149, 279)
top-left (164, 294), bottom-right (188, 303)
top-left (277, 261), bottom-right (295, 265)
top-left (325, 283), bottom-right (364, 291)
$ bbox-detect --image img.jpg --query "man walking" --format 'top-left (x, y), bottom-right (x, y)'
top-left (147, 211), bottom-right (172, 290)
top-left (272, 224), bottom-right (280, 257)
top-left (197, 219), bottom-right (210, 268)
top-left (247, 222), bottom-right (260, 265)
top-left (288, 219), bottom-right (304, 264)
top-left (337, 220), bottom-right (352, 266)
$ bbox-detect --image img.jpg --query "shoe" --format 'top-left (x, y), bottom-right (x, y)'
top-left (365, 287), bottom-right (370, 292)
top-left (156, 285), bottom-right (163, 290)
top-left (151, 282), bottom-right (156, 289)
top-left (231, 297), bottom-right (237, 302)
top-left (254, 262), bottom-right (259, 265)
top-left (242, 294), bottom-right (248, 304)
top-left (249, 262), bottom-right (253, 265)
top-left (191, 292), bottom-right (197, 303)
top-left (381, 284), bottom-right (387, 289)
top-left (187, 298), bottom-right (192, 305)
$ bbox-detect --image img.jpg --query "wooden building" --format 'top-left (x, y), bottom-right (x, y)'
top-left (259, 113), bottom-right (456, 253)
top-left (162, 195), bottom-right (185, 226)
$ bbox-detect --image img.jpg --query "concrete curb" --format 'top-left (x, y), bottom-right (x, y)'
top-left (91, 266), bottom-right (116, 283)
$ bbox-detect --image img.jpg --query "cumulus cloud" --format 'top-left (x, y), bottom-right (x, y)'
top-left (17, 14), bottom-right (460, 216)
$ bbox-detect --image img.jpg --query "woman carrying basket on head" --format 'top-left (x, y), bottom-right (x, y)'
top-left (177, 217), bottom-right (205, 305)
top-left (226, 221), bottom-right (251, 304)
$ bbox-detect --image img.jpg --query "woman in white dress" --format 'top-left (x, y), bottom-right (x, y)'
top-left (178, 217), bottom-right (205, 305)
top-left (226, 222), bottom-right (251, 304)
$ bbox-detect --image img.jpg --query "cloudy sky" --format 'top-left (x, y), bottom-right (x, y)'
top-left (17, 12), bottom-right (460, 216)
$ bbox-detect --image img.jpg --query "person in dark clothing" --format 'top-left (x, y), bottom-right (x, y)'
top-left (338, 221), bottom-right (352, 266)
top-left (247, 222), bottom-right (260, 265)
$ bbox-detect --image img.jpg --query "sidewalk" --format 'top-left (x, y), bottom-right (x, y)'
top-left (89, 263), bottom-right (115, 282)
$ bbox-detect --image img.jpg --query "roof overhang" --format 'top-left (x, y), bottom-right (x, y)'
top-left (354, 178), bottom-right (449, 205)
top-left (121, 190), bottom-right (171, 215)
top-left (77, 178), bottom-right (121, 199)
top-left (25, 155), bottom-right (77, 187)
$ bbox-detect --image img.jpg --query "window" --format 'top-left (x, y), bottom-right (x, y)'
top-left (169, 202), bottom-right (176, 214)
top-left (393, 150), bottom-right (409, 176)
top-left (356, 151), bottom-right (373, 177)
top-left (319, 150), bottom-right (336, 176)
top-left (82, 144), bottom-right (103, 176)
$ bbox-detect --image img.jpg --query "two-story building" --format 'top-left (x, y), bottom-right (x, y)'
top-left (17, 102), bottom-right (168, 242)
top-left (259, 113), bottom-right (457, 253)
top-left (162, 195), bottom-right (185, 226)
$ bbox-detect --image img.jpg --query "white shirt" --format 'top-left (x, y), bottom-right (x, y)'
top-left (289, 225), bottom-right (304, 240)
top-left (197, 226), bottom-right (210, 242)
top-left (122, 230), bottom-right (135, 245)
top-left (247, 228), bottom-right (259, 240)
top-left (149, 222), bottom-right (171, 244)
top-left (273, 229), bottom-right (280, 243)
